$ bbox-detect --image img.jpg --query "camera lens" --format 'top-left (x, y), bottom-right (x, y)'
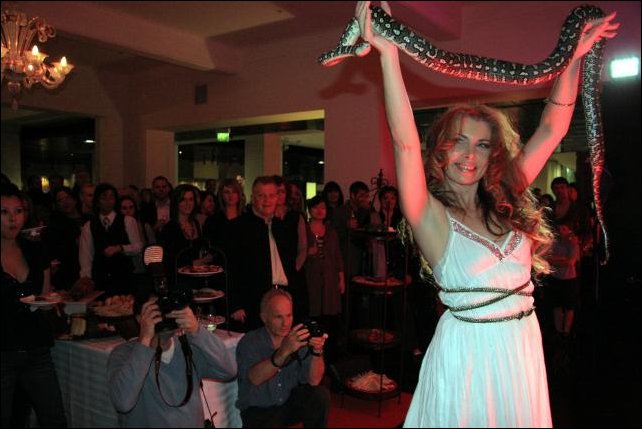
top-left (304, 319), bottom-right (323, 337)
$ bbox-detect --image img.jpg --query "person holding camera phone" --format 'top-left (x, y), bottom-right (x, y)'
top-left (236, 289), bottom-right (330, 428)
top-left (107, 286), bottom-right (237, 428)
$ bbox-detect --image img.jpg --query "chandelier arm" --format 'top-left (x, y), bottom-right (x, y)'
top-left (2, 8), bottom-right (72, 109)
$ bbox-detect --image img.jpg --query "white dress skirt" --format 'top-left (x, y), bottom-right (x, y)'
top-left (404, 212), bottom-right (552, 428)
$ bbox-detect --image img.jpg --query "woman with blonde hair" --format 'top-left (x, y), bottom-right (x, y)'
top-left (203, 178), bottom-right (245, 249)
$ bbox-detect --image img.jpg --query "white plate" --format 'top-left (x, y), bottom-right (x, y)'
top-left (20, 295), bottom-right (62, 308)
top-left (178, 265), bottom-right (223, 277)
top-left (20, 226), bottom-right (47, 239)
top-left (192, 288), bottom-right (224, 303)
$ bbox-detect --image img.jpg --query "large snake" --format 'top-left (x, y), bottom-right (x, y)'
top-left (319, 4), bottom-right (610, 264)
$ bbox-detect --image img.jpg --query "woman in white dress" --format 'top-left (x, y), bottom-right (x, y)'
top-left (355, 2), bottom-right (618, 427)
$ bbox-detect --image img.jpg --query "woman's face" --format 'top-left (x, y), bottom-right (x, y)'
top-left (288, 185), bottom-right (302, 205)
top-left (276, 184), bottom-right (287, 207)
top-left (178, 190), bottom-right (195, 217)
top-left (222, 186), bottom-right (239, 207)
top-left (381, 192), bottom-right (397, 211)
top-left (327, 190), bottom-right (340, 205)
top-left (201, 194), bottom-right (215, 216)
top-left (309, 202), bottom-right (327, 221)
top-left (120, 199), bottom-right (136, 218)
top-left (55, 191), bottom-right (77, 215)
top-left (444, 116), bottom-right (493, 187)
top-left (1, 196), bottom-right (26, 240)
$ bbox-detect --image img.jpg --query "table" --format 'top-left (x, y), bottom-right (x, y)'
top-left (51, 330), bottom-right (243, 428)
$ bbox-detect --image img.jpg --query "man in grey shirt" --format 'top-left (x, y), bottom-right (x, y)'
top-left (107, 289), bottom-right (236, 427)
top-left (236, 289), bottom-right (330, 427)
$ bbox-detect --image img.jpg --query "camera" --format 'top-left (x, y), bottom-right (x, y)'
top-left (142, 245), bottom-right (192, 333)
top-left (157, 287), bottom-right (192, 315)
top-left (155, 281), bottom-right (192, 332)
top-left (302, 319), bottom-right (324, 338)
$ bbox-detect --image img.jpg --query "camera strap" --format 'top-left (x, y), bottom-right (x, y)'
top-left (154, 334), bottom-right (194, 407)
top-left (200, 380), bottom-right (217, 428)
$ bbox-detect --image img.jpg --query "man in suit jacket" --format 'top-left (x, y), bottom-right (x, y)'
top-left (224, 176), bottom-right (298, 332)
top-left (140, 176), bottom-right (172, 234)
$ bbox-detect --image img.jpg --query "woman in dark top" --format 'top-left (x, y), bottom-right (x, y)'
top-left (44, 187), bottom-right (84, 291)
top-left (158, 184), bottom-right (209, 288)
top-left (1, 183), bottom-right (67, 427)
top-left (304, 196), bottom-right (345, 363)
top-left (320, 181), bottom-right (344, 225)
top-left (204, 178), bottom-right (245, 249)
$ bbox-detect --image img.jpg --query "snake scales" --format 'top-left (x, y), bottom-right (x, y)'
top-left (319, 4), bottom-right (610, 264)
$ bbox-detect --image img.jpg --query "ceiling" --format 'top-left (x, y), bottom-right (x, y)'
top-left (3, 1), bottom-right (413, 147)
top-left (2, 1), bottom-right (639, 149)
top-left (7, 1), bottom-right (462, 72)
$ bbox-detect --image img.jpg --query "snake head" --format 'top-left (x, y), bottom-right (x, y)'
top-left (355, 42), bottom-right (372, 58)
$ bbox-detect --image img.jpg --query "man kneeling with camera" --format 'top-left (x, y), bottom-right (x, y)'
top-left (107, 286), bottom-right (237, 427)
top-left (236, 288), bottom-right (330, 427)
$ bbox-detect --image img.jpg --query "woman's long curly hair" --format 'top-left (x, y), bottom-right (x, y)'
top-left (424, 104), bottom-right (553, 275)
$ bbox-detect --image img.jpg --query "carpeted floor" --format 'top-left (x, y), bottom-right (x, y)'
top-left (317, 278), bottom-right (641, 428)
top-left (327, 391), bottom-right (411, 428)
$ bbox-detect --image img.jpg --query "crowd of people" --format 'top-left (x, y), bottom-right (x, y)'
top-left (1, 169), bottom-right (415, 428)
top-left (1, 156), bottom-right (603, 429)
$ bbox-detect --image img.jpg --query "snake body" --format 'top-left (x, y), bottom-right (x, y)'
top-left (319, 5), bottom-right (609, 263)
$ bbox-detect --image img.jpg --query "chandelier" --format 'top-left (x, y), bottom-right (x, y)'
top-left (1, 7), bottom-right (74, 109)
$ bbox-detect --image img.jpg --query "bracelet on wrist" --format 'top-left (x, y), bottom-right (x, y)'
top-left (310, 349), bottom-right (323, 357)
top-left (270, 350), bottom-right (284, 368)
top-left (544, 97), bottom-right (576, 107)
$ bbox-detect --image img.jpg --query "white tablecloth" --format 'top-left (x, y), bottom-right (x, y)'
top-left (51, 329), bottom-right (243, 428)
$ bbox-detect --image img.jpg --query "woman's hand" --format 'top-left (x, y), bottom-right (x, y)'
top-left (231, 309), bottom-right (247, 323)
top-left (70, 277), bottom-right (94, 299)
top-left (572, 11), bottom-right (619, 61)
top-left (103, 245), bottom-right (122, 257)
top-left (356, 1), bottom-right (396, 55)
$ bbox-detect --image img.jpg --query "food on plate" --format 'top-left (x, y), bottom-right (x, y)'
top-left (179, 265), bottom-right (222, 274)
top-left (36, 292), bottom-right (61, 302)
top-left (91, 294), bottom-right (134, 317)
top-left (96, 322), bottom-right (117, 332)
top-left (367, 328), bottom-right (394, 343)
top-left (20, 292), bottom-right (62, 306)
top-left (348, 371), bottom-right (396, 393)
top-left (193, 289), bottom-right (220, 299)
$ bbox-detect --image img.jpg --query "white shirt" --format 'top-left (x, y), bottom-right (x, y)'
top-left (268, 221), bottom-right (288, 286)
top-left (79, 212), bottom-right (143, 278)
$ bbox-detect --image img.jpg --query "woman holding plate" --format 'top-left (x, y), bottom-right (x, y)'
top-left (1, 183), bottom-right (67, 427)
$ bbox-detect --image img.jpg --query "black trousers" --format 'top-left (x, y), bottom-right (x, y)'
top-left (241, 384), bottom-right (330, 428)
top-left (1, 348), bottom-right (67, 428)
